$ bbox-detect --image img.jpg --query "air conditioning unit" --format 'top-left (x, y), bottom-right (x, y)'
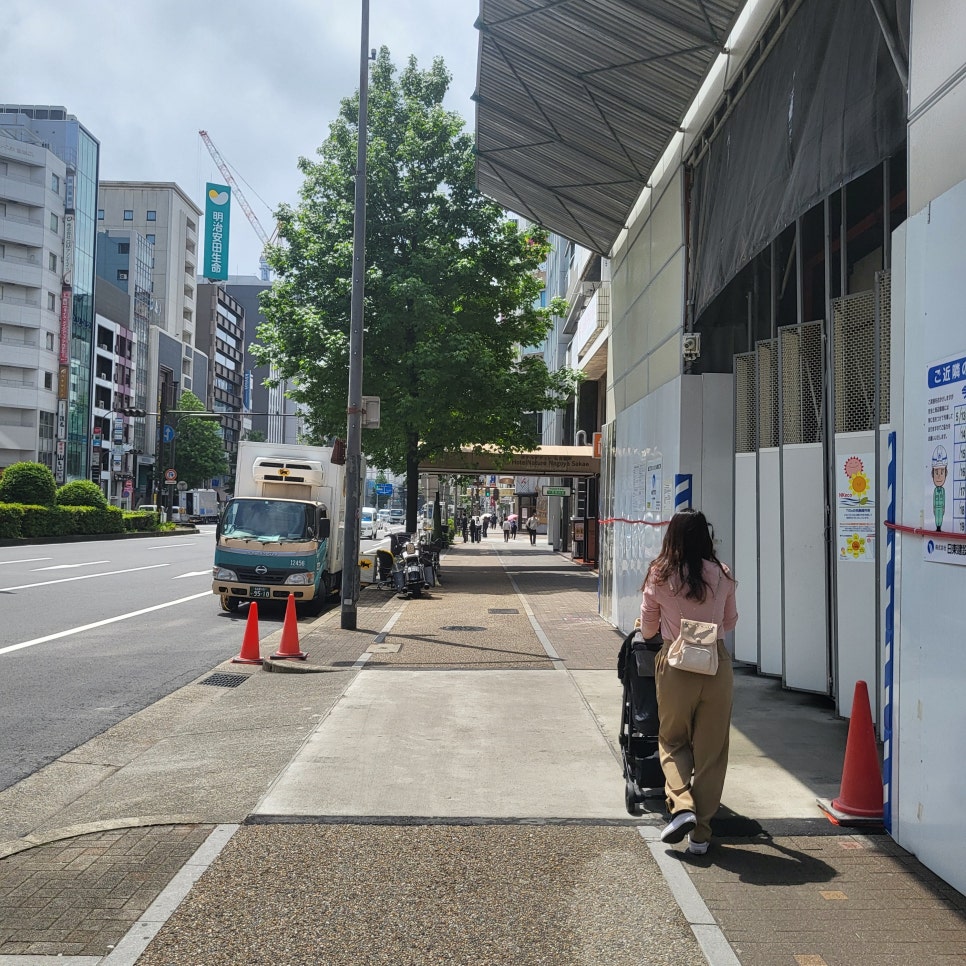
top-left (251, 457), bottom-right (324, 499)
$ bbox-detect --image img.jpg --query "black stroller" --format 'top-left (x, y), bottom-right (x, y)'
top-left (617, 628), bottom-right (665, 815)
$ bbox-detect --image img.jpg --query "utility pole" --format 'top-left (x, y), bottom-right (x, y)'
top-left (341, 0), bottom-right (371, 630)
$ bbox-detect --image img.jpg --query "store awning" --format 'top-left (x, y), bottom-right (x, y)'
top-left (475, 0), bottom-right (744, 253)
top-left (419, 445), bottom-right (599, 477)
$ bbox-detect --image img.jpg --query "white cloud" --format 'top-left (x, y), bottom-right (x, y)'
top-left (3, 0), bottom-right (480, 275)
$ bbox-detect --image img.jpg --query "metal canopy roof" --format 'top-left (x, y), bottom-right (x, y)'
top-left (475, 0), bottom-right (744, 254)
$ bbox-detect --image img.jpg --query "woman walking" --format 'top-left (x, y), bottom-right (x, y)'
top-left (639, 509), bottom-right (738, 855)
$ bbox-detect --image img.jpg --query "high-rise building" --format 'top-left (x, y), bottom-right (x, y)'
top-left (196, 283), bottom-right (244, 490)
top-left (0, 104), bottom-right (100, 482)
top-left (98, 182), bottom-right (208, 492)
top-left (95, 229), bottom-right (157, 503)
top-left (225, 275), bottom-right (304, 445)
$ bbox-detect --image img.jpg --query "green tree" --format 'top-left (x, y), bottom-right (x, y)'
top-left (253, 48), bottom-right (578, 529)
top-left (57, 479), bottom-right (108, 508)
top-left (0, 461), bottom-right (56, 506)
top-left (173, 390), bottom-right (229, 488)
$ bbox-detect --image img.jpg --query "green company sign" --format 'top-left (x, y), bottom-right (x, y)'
top-left (203, 183), bottom-right (231, 280)
top-left (542, 485), bottom-right (572, 497)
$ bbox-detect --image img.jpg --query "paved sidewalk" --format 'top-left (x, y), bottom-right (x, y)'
top-left (2, 534), bottom-right (965, 965)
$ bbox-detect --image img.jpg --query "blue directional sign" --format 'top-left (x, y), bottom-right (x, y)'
top-left (163, 424), bottom-right (175, 443)
top-left (375, 483), bottom-right (393, 495)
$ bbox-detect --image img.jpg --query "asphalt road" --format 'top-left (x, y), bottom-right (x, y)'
top-left (0, 527), bottom-right (395, 792)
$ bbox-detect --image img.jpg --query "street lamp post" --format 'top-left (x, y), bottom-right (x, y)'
top-left (341, 0), bottom-right (371, 631)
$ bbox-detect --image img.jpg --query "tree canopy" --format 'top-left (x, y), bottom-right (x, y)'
top-left (252, 48), bottom-right (578, 522)
top-left (173, 390), bottom-right (229, 488)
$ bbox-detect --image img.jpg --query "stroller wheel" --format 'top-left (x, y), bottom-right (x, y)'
top-left (624, 778), bottom-right (643, 816)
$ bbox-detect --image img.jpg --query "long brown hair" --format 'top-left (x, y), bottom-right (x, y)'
top-left (641, 508), bottom-right (730, 601)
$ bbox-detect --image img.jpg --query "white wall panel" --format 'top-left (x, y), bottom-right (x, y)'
top-left (733, 453), bottom-right (759, 664)
top-left (781, 443), bottom-right (828, 694)
top-left (893, 179), bottom-right (966, 893)
top-left (757, 448), bottom-right (782, 675)
top-left (834, 430), bottom-right (878, 717)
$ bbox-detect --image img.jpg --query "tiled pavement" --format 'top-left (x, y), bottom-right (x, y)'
top-left (0, 825), bottom-right (213, 959)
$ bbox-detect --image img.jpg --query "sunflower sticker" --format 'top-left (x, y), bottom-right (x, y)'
top-left (837, 454), bottom-right (875, 562)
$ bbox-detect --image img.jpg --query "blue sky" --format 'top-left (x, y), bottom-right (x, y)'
top-left (3, 0), bottom-right (480, 276)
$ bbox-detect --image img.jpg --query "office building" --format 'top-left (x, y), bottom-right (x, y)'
top-left (0, 104), bottom-right (99, 482)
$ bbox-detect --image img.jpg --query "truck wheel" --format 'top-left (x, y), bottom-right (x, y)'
top-left (220, 594), bottom-right (241, 613)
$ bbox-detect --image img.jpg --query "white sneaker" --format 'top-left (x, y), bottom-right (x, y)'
top-left (687, 835), bottom-right (709, 855)
top-left (660, 811), bottom-right (697, 844)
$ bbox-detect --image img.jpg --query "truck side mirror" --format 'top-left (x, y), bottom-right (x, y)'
top-left (317, 517), bottom-right (330, 540)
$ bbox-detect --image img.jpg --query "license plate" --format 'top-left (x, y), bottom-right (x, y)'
top-left (250, 586), bottom-right (271, 599)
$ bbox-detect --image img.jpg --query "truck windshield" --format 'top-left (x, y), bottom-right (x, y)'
top-left (221, 500), bottom-right (313, 542)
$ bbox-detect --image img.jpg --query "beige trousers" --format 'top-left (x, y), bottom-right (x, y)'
top-left (654, 640), bottom-right (733, 843)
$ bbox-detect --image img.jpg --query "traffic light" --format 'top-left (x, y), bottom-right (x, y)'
top-left (485, 487), bottom-right (490, 496)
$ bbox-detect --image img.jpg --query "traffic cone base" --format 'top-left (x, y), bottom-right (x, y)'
top-left (231, 602), bottom-right (263, 665)
top-left (818, 680), bottom-right (884, 827)
top-left (271, 593), bottom-right (308, 661)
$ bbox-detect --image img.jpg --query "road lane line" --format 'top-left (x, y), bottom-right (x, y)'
top-left (33, 561), bottom-right (109, 571)
top-left (0, 591), bottom-right (213, 656)
top-left (146, 542), bottom-right (198, 549)
top-left (173, 571), bottom-right (212, 579)
top-left (0, 563), bottom-right (168, 592)
top-left (0, 557), bottom-right (52, 566)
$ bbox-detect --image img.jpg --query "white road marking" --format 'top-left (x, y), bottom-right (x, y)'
top-left (33, 561), bottom-right (109, 571)
top-left (0, 563), bottom-right (168, 592)
top-left (0, 591), bottom-right (213, 656)
top-left (146, 542), bottom-right (197, 549)
top-left (173, 571), bottom-right (212, 579)
top-left (0, 557), bottom-right (53, 566)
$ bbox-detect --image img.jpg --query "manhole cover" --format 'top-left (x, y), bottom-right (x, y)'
top-left (442, 626), bottom-right (486, 632)
top-left (199, 673), bottom-right (250, 688)
top-left (488, 608), bottom-right (519, 614)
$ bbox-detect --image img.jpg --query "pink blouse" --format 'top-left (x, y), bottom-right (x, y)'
top-left (640, 559), bottom-right (738, 641)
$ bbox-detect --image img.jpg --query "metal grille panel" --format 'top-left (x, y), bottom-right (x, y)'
top-left (833, 291), bottom-right (876, 433)
top-left (756, 339), bottom-right (779, 448)
top-left (780, 321), bottom-right (825, 445)
top-left (734, 353), bottom-right (757, 453)
top-left (876, 270), bottom-right (892, 425)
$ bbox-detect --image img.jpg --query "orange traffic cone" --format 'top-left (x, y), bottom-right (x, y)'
top-left (817, 680), bottom-right (884, 826)
top-left (231, 602), bottom-right (263, 665)
top-left (271, 593), bottom-right (308, 661)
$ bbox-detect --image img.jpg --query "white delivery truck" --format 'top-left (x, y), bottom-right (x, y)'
top-left (184, 488), bottom-right (219, 523)
top-left (212, 441), bottom-right (359, 614)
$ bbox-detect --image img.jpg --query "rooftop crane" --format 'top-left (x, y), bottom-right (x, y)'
top-left (199, 130), bottom-right (277, 281)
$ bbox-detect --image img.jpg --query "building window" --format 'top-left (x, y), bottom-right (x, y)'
top-left (48, 292), bottom-right (57, 311)
top-left (39, 410), bottom-right (54, 438)
top-left (118, 243), bottom-right (130, 254)
top-left (46, 332), bottom-right (55, 350)
top-left (50, 213), bottom-right (58, 233)
top-left (49, 253), bottom-right (57, 272)
top-left (146, 210), bottom-right (157, 221)
top-left (146, 234), bottom-right (155, 244)
top-left (97, 208), bottom-right (104, 220)
top-left (51, 173), bottom-right (60, 193)
top-left (44, 372), bottom-right (54, 390)
top-left (123, 210), bottom-right (133, 221)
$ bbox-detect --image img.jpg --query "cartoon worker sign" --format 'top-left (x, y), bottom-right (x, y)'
top-left (931, 445), bottom-right (948, 531)
top-left (923, 350), bottom-right (966, 565)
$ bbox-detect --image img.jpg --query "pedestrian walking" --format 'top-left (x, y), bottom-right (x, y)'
top-left (482, 515), bottom-right (489, 538)
top-left (502, 518), bottom-right (511, 542)
top-left (461, 515), bottom-right (469, 542)
top-left (525, 514), bottom-right (538, 545)
top-left (639, 508), bottom-right (738, 856)
top-left (469, 516), bottom-right (478, 542)
top-left (510, 519), bottom-right (518, 539)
